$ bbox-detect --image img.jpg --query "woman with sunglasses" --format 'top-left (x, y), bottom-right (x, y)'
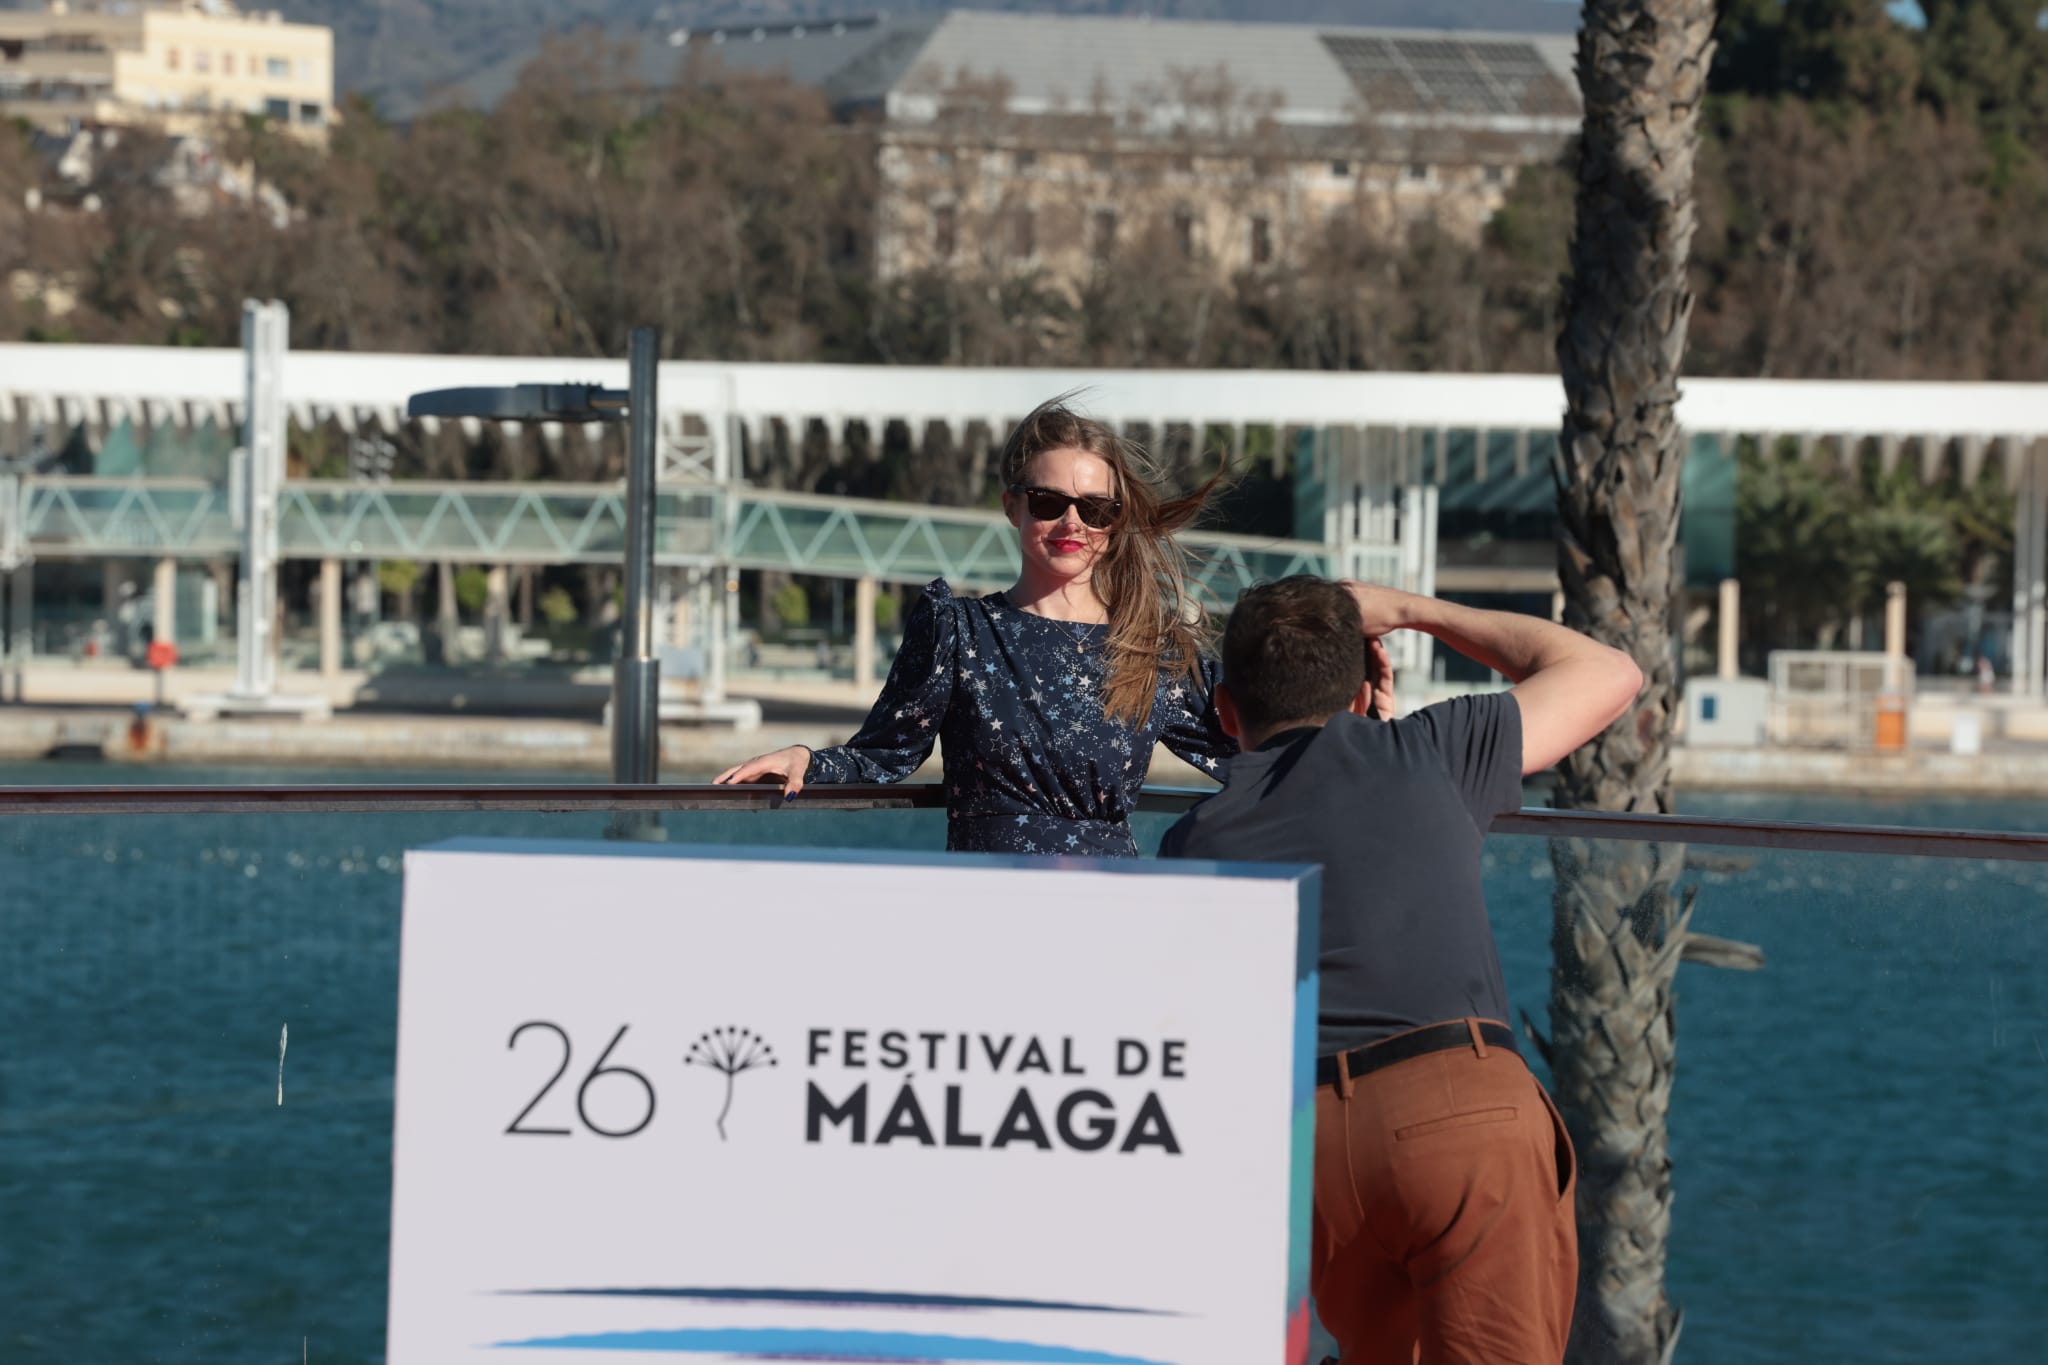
top-left (713, 397), bottom-right (1238, 856)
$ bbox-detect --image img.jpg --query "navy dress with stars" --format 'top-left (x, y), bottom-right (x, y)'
top-left (804, 579), bottom-right (1236, 856)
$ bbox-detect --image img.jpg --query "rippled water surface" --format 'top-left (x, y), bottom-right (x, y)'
top-left (1, 765), bottom-right (2043, 1363)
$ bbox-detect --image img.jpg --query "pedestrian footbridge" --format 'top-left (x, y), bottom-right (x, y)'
top-left (3, 475), bottom-right (1338, 602)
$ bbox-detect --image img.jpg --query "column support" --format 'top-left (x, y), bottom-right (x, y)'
top-left (437, 561), bottom-right (459, 666)
top-left (484, 564), bottom-right (510, 663)
top-left (5, 563), bottom-right (30, 702)
top-left (102, 559), bottom-right (128, 621)
top-left (854, 574), bottom-right (878, 690)
top-left (233, 298), bottom-right (286, 700)
top-left (2028, 443), bottom-right (2048, 698)
top-left (1883, 581), bottom-right (1908, 693)
top-left (2012, 449), bottom-right (2029, 697)
top-left (319, 557), bottom-right (342, 679)
top-left (709, 570), bottom-right (730, 705)
top-left (1717, 577), bottom-right (1740, 680)
top-left (151, 557), bottom-right (176, 649)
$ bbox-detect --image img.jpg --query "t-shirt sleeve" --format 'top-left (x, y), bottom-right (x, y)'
top-left (1416, 692), bottom-right (1525, 823)
top-left (1155, 815), bottom-right (1191, 859)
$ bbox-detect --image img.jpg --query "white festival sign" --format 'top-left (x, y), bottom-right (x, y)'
top-left (389, 839), bottom-right (1320, 1365)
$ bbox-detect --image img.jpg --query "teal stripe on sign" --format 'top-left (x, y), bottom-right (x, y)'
top-left (510, 1287), bottom-right (1169, 1314)
top-left (495, 1326), bottom-right (1177, 1363)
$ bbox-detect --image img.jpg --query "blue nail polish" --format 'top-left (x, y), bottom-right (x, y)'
top-left (783, 792), bottom-right (796, 803)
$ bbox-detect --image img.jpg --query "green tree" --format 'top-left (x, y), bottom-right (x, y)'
top-left (1920, 0), bottom-right (2048, 145)
top-left (1735, 441), bottom-right (1862, 650)
top-left (771, 580), bottom-right (810, 631)
top-left (1737, 439), bottom-right (2013, 655)
top-left (537, 584), bottom-right (578, 627)
top-left (376, 559), bottom-right (423, 622)
top-left (453, 566), bottom-right (490, 616)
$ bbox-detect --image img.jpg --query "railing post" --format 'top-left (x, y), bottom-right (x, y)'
top-left (612, 326), bottom-right (661, 789)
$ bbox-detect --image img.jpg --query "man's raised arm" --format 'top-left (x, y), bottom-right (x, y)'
top-left (1345, 583), bottom-right (1643, 775)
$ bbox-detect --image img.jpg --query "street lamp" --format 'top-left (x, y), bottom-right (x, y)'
top-left (407, 327), bottom-right (664, 789)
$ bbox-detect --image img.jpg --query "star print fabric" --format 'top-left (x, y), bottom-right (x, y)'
top-left (804, 579), bottom-right (1235, 855)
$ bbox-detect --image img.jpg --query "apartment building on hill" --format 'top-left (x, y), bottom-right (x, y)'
top-left (0, 0), bottom-right (332, 137)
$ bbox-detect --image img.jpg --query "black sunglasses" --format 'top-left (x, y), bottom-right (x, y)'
top-left (1008, 484), bottom-right (1122, 530)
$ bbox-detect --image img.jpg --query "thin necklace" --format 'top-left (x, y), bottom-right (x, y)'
top-left (1004, 592), bottom-right (1103, 654)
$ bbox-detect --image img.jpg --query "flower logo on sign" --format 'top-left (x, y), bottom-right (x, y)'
top-left (683, 1027), bottom-right (778, 1141)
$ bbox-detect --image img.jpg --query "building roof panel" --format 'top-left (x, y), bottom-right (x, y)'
top-left (902, 12), bottom-right (1359, 122)
top-left (890, 12), bottom-right (1579, 131)
top-left (395, 8), bottom-right (1580, 131)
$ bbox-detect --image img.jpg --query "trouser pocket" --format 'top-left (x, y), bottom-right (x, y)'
top-left (1536, 1081), bottom-right (1576, 1205)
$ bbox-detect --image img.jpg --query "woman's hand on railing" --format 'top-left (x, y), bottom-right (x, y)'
top-left (713, 745), bottom-right (814, 800)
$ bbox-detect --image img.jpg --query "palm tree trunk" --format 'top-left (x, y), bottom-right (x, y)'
top-left (1550, 2), bottom-right (1716, 1362)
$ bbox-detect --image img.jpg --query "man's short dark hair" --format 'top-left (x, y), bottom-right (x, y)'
top-left (1222, 576), bottom-right (1367, 734)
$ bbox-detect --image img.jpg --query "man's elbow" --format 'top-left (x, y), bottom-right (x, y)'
top-left (1600, 647), bottom-right (1644, 725)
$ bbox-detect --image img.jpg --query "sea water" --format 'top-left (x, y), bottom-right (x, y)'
top-left (0, 765), bottom-right (2042, 1363)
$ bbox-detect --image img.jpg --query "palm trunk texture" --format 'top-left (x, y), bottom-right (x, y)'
top-left (1550, 2), bottom-right (1716, 1363)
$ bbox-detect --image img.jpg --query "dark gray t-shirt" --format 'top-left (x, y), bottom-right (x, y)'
top-left (1158, 695), bottom-right (1524, 1056)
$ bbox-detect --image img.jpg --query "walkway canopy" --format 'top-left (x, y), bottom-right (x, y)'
top-left (3, 345), bottom-right (2046, 694)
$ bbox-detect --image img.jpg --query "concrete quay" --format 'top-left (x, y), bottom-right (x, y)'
top-left (1, 663), bottom-right (2042, 794)
top-left (0, 708), bottom-right (1230, 788)
top-left (0, 707), bottom-right (837, 776)
top-left (1670, 744), bottom-right (2048, 797)
top-left (0, 701), bottom-right (2039, 796)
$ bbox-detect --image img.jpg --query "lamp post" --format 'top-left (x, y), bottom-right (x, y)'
top-left (614, 330), bottom-right (661, 785)
top-left (407, 327), bottom-right (664, 795)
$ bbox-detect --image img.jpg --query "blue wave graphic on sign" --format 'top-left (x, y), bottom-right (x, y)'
top-left (506, 1287), bottom-right (1172, 1315)
top-left (493, 1326), bottom-right (1178, 1363)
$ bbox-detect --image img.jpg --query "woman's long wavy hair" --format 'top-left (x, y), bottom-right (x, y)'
top-left (1000, 396), bottom-right (1224, 728)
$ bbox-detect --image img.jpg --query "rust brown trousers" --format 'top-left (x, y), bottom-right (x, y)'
top-left (1312, 1019), bottom-right (1578, 1365)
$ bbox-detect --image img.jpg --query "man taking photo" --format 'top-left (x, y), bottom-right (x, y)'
top-left (1159, 577), bottom-right (1641, 1365)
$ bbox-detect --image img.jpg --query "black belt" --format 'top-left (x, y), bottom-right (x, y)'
top-left (1315, 1020), bottom-right (1519, 1089)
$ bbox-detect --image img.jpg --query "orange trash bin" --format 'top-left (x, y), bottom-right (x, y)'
top-left (1874, 693), bottom-right (1907, 752)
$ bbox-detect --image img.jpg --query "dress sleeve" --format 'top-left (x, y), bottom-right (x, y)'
top-left (804, 579), bottom-right (959, 785)
top-left (1157, 655), bottom-right (1237, 779)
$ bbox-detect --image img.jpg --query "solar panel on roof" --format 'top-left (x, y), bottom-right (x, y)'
top-left (1319, 35), bottom-right (1431, 114)
top-left (1389, 38), bottom-right (1509, 116)
top-left (1463, 41), bottom-right (1579, 116)
top-left (1320, 32), bottom-right (1577, 119)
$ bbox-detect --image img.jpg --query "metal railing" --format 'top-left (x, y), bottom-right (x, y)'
top-left (1, 783), bottom-right (2043, 863)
